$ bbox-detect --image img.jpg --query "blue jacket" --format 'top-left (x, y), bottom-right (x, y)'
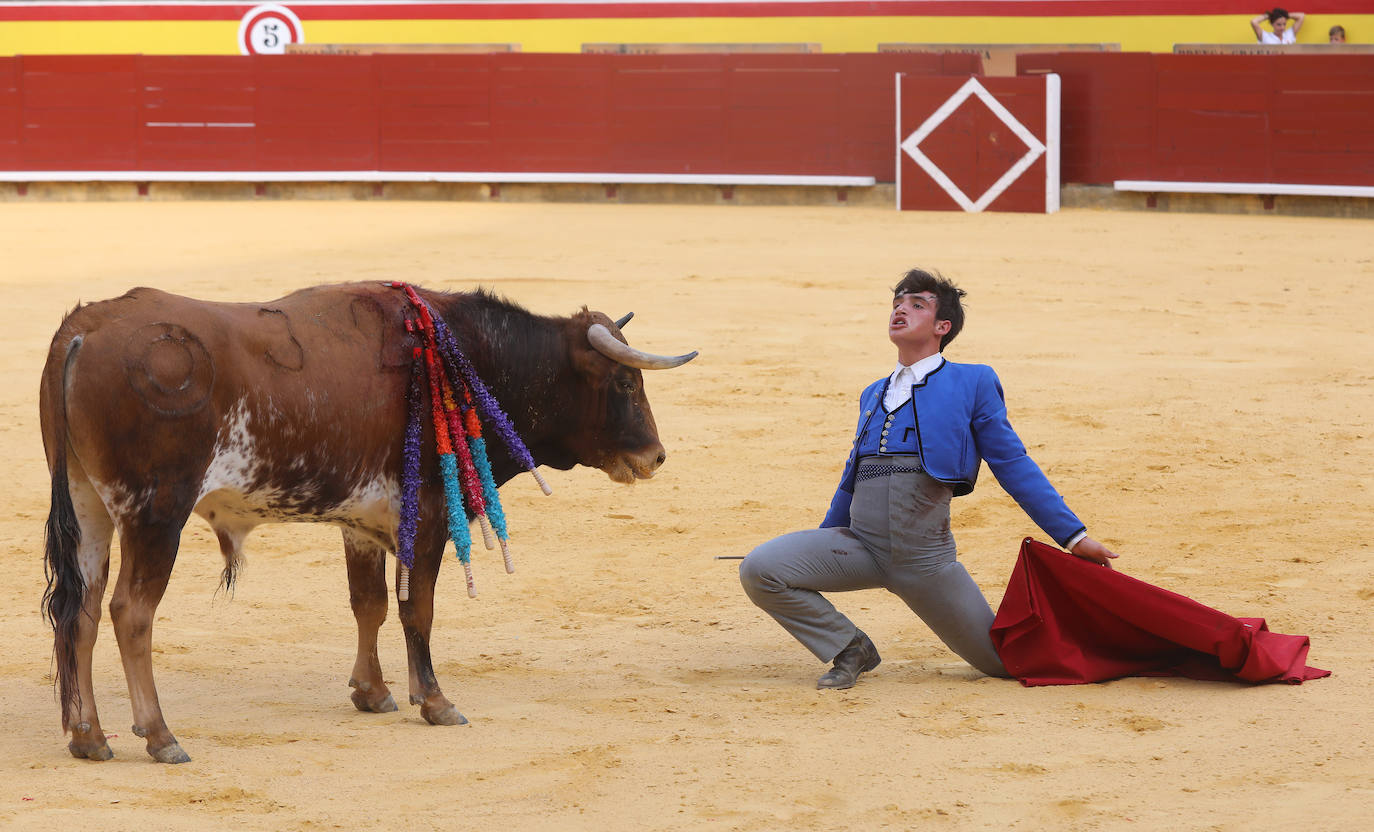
top-left (820, 359), bottom-right (1085, 547)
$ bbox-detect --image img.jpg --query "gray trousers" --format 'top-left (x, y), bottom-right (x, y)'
top-left (740, 456), bottom-right (1009, 677)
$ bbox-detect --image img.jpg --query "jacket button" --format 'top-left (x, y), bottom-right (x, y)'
top-left (881, 430), bottom-right (889, 437)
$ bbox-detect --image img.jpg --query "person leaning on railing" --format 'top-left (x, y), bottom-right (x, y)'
top-left (1251, 8), bottom-right (1306, 44)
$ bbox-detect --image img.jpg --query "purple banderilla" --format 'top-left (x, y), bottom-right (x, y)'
top-left (419, 298), bottom-right (550, 493)
top-left (396, 349), bottom-right (425, 570)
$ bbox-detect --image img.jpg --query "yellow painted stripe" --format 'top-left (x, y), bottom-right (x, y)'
top-left (0, 21), bottom-right (238, 55)
top-left (0, 15), bottom-right (1368, 57)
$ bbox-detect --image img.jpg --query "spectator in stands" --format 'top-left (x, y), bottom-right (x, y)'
top-left (1328, 25), bottom-right (1346, 43)
top-left (1251, 8), bottom-right (1306, 44)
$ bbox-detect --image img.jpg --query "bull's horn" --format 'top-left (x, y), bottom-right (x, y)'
top-left (587, 323), bottom-right (697, 370)
top-left (614, 312), bottom-right (634, 329)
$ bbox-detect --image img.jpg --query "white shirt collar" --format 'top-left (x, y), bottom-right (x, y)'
top-left (888, 353), bottom-right (944, 388)
top-left (882, 353), bottom-right (944, 413)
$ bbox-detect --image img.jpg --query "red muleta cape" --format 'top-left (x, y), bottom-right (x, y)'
top-left (990, 538), bottom-right (1330, 686)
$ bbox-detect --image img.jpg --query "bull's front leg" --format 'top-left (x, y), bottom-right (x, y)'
top-left (342, 530), bottom-right (397, 714)
top-left (399, 530), bottom-right (467, 726)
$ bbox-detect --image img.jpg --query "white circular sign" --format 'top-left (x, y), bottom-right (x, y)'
top-left (238, 4), bottom-right (304, 55)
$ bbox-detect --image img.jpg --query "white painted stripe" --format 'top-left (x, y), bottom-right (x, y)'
top-left (1045, 72), bottom-right (1059, 214)
top-left (1115, 180), bottom-right (1374, 198)
top-left (1044, 72), bottom-right (1055, 214)
top-left (894, 71), bottom-right (902, 212)
top-left (0, 171), bottom-right (876, 185)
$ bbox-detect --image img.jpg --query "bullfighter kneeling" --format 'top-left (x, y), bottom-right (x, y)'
top-left (740, 268), bottom-right (1116, 688)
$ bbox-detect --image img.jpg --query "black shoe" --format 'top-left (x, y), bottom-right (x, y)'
top-left (817, 630), bottom-right (881, 690)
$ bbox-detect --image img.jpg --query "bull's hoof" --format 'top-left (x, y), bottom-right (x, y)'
top-left (68, 740), bottom-right (114, 761)
top-left (148, 741), bottom-right (191, 764)
top-left (421, 703), bottom-right (468, 726)
top-left (351, 688), bottom-right (398, 714)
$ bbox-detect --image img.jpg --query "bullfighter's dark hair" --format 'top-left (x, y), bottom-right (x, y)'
top-left (1268, 7), bottom-right (1290, 23)
top-left (892, 268), bottom-right (967, 350)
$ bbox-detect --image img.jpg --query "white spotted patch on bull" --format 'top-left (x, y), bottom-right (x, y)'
top-left (192, 398), bottom-right (400, 572)
top-left (195, 399), bottom-right (258, 502)
top-left (327, 476), bottom-right (401, 551)
top-left (67, 470), bottom-right (115, 588)
top-left (193, 398), bottom-right (270, 581)
top-left (194, 398), bottom-right (317, 519)
top-left (86, 476), bottom-right (144, 530)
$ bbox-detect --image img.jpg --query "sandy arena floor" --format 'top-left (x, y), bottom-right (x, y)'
top-left (1, 201), bottom-right (1370, 831)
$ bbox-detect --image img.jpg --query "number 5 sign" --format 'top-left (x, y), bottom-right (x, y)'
top-left (238, 4), bottom-right (305, 55)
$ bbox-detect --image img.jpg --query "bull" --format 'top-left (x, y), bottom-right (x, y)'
top-left (40, 282), bottom-right (696, 763)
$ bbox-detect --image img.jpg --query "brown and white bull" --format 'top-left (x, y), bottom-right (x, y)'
top-left (40, 282), bottom-right (696, 764)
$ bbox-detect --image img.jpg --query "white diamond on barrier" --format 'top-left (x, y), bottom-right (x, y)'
top-left (900, 77), bottom-right (1046, 213)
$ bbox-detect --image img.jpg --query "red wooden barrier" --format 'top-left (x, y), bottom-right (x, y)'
top-left (0, 58), bottom-right (19, 169)
top-left (142, 57), bottom-right (259, 170)
top-left (0, 52), bottom-right (980, 180)
top-left (20, 55), bottom-right (140, 169)
top-left (13, 51), bottom-right (1368, 192)
top-left (1018, 52), bottom-right (1374, 187)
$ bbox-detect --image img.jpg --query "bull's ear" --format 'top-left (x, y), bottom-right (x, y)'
top-left (614, 312), bottom-right (633, 329)
top-left (570, 337), bottom-right (611, 379)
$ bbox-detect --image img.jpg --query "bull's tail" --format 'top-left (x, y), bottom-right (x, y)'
top-left (41, 334), bottom-right (85, 733)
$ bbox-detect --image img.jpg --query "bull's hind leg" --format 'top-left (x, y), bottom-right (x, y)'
top-left (343, 530), bottom-right (397, 713)
top-left (109, 520), bottom-right (192, 763)
top-left (399, 534), bottom-right (467, 726)
top-left (65, 470), bottom-right (116, 761)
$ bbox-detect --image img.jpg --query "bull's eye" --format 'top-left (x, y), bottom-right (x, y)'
top-left (616, 377), bottom-right (637, 394)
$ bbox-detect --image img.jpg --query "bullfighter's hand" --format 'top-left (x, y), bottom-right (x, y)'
top-left (1070, 536), bottom-right (1118, 568)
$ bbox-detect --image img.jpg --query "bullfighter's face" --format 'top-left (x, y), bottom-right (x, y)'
top-left (889, 291), bottom-right (951, 357)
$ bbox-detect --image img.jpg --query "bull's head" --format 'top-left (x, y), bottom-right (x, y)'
top-left (562, 311), bottom-right (696, 484)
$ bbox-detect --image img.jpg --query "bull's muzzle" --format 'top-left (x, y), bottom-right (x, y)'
top-left (610, 444), bottom-right (668, 483)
